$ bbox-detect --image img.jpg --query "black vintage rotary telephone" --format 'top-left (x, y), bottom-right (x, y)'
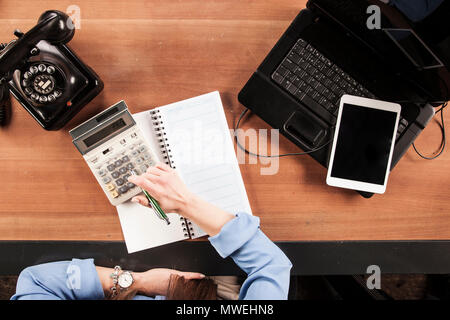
top-left (0, 10), bottom-right (103, 130)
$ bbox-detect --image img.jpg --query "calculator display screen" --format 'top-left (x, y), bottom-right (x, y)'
top-left (83, 118), bottom-right (126, 148)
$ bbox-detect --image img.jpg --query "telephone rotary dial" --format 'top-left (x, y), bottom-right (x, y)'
top-left (0, 10), bottom-right (103, 130)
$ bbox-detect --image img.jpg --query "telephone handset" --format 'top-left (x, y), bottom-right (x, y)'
top-left (0, 10), bottom-right (103, 130)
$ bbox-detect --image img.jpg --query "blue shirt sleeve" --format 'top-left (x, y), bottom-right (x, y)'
top-left (11, 258), bottom-right (105, 300)
top-left (208, 213), bottom-right (292, 300)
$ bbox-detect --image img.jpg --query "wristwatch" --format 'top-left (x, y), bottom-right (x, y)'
top-left (110, 266), bottom-right (134, 297)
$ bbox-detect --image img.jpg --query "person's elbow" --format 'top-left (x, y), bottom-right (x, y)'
top-left (11, 267), bottom-right (40, 300)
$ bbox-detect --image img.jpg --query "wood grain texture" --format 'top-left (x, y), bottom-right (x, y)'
top-left (0, 0), bottom-right (449, 241)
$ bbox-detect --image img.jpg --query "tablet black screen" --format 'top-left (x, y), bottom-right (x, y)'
top-left (330, 103), bottom-right (398, 185)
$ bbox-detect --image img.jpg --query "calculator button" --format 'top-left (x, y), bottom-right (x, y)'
top-left (142, 153), bottom-right (152, 161)
top-left (119, 167), bottom-right (128, 175)
top-left (107, 164), bottom-right (115, 171)
top-left (102, 176), bottom-right (111, 184)
top-left (110, 190), bottom-right (119, 198)
top-left (119, 185), bottom-right (129, 194)
top-left (126, 163), bottom-right (134, 170)
top-left (122, 156), bottom-right (130, 163)
top-left (114, 159), bottom-right (123, 167)
top-left (136, 158), bottom-right (144, 164)
top-left (140, 164), bottom-right (149, 172)
top-left (123, 174), bottom-right (131, 181)
top-left (111, 171), bottom-right (120, 179)
top-left (126, 182), bottom-right (135, 188)
top-left (138, 146), bottom-right (146, 153)
top-left (105, 183), bottom-right (115, 191)
top-left (116, 178), bottom-right (125, 186)
top-left (98, 169), bottom-right (107, 177)
top-left (131, 150), bottom-right (139, 157)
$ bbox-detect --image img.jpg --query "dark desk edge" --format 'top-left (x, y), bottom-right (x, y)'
top-left (1, 240), bottom-right (449, 275)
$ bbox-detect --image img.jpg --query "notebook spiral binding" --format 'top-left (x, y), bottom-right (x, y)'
top-left (150, 109), bottom-right (175, 169)
top-left (150, 109), bottom-right (195, 238)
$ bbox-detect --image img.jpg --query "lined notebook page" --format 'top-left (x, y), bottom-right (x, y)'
top-left (159, 91), bottom-right (252, 238)
top-left (116, 111), bottom-right (188, 254)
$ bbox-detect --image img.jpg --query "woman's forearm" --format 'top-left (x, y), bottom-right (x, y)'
top-left (179, 194), bottom-right (235, 237)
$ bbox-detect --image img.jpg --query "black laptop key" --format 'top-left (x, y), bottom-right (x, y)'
top-left (298, 81), bottom-right (308, 91)
top-left (293, 77), bottom-right (302, 88)
top-left (288, 52), bottom-right (302, 64)
top-left (280, 78), bottom-right (292, 90)
top-left (325, 68), bottom-right (335, 77)
top-left (287, 83), bottom-right (298, 95)
top-left (314, 73), bottom-right (326, 82)
top-left (330, 83), bottom-right (339, 93)
top-left (286, 71), bottom-right (297, 82)
top-left (271, 72), bottom-right (284, 84)
top-left (294, 68), bottom-right (307, 78)
top-left (294, 89), bottom-right (305, 100)
top-left (282, 59), bottom-right (297, 72)
top-left (302, 73), bottom-right (312, 83)
top-left (305, 65), bottom-right (316, 75)
top-left (297, 59), bottom-right (308, 69)
top-left (316, 83), bottom-right (326, 95)
top-left (311, 91), bottom-right (321, 102)
top-left (277, 65), bottom-right (289, 77)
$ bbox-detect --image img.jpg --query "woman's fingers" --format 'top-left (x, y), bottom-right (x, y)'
top-left (128, 175), bottom-right (158, 194)
top-left (174, 270), bottom-right (206, 280)
top-left (131, 195), bottom-right (149, 207)
top-left (156, 162), bottom-right (171, 172)
top-left (145, 166), bottom-right (164, 177)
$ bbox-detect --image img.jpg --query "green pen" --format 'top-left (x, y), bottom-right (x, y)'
top-left (130, 170), bottom-right (170, 225)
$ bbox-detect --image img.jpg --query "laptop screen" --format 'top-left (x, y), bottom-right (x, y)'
top-left (309, 0), bottom-right (450, 103)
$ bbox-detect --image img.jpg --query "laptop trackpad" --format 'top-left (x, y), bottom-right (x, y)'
top-left (283, 110), bottom-right (328, 149)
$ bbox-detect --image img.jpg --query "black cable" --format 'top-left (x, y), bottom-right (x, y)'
top-left (411, 74), bottom-right (449, 160)
top-left (412, 102), bottom-right (447, 160)
top-left (234, 108), bottom-right (333, 158)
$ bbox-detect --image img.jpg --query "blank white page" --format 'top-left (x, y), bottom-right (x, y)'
top-left (159, 91), bottom-right (252, 238)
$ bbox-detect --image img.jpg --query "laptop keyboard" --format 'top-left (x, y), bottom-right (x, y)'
top-left (271, 38), bottom-right (408, 141)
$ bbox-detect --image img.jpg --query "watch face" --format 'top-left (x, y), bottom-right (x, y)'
top-left (118, 272), bottom-right (133, 288)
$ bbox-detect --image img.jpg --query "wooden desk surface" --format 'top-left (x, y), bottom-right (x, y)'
top-left (0, 0), bottom-right (449, 241)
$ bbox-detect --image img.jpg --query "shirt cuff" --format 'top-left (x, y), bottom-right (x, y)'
top-left (67, 258), bottom-right (105, 300)
top-left (208, 213), bottom-right (259, 258)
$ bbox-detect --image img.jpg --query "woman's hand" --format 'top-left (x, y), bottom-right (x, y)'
top-left (134, 268), bottom-right (205, 297)
top-left (127, 162), bottom-right (235, 236)
top-left (127, 163), bottom-right (196, 216)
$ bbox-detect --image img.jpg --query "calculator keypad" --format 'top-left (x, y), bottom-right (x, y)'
top-left (88, 134), bottom-right (158, 205)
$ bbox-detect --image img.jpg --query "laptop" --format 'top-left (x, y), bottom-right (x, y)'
top-left (238, 0), bottom-right (450, 197)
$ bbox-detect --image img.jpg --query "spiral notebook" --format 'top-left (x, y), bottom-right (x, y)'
top-left (116, 91), bottom-right (252, 253)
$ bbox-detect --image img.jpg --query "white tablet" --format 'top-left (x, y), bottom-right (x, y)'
top-left (326, 95), bottom-right (401, 194)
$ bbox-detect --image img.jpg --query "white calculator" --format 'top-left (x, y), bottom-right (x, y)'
top-left (70, 101), bottom-right (157, 206)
